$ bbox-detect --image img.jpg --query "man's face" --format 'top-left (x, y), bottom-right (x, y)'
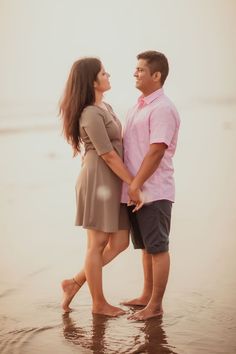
top-left (134, 59), bottom-right (154, 93)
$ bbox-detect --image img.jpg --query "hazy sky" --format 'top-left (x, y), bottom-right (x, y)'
top-left (0, 0), bottom-right (236, 118)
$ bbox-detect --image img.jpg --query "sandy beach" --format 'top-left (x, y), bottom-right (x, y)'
top-left (0, 103), bottom-right (236, 354)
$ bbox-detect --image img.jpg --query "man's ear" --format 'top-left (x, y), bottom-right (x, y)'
top-left (153, 71), bottom-right (161, 82)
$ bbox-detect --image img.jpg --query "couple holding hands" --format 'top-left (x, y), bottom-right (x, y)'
top-left (60, 50), bottom-right (180, 321)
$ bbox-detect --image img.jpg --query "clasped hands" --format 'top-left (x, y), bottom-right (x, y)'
top-left (127, 183), bottom-right (144, 212)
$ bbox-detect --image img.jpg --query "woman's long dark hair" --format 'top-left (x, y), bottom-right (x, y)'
top-left (59, 57), bottom-right (101, 156)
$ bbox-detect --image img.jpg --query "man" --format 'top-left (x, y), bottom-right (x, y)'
top-left (121, 51), bottom-right (180, 321)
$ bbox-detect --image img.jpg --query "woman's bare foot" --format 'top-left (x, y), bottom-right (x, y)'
top-left (61, 278), bottom-right (82, 312)
top-left (128, 306), bottom-right (163, 321)
top-left (120, 296), bottom-right (150, 307)
top-left (92, 303), bottom-right (126, 317)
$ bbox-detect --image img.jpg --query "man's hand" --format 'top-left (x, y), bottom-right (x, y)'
top-left (127, 143), bottom-right (167, 212)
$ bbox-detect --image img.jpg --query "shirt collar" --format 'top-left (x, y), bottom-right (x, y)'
top-left (138, 87), bottom-right (164, 107)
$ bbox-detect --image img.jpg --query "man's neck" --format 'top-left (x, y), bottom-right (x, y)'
top-left (141, 85), bottom-right (162, 97)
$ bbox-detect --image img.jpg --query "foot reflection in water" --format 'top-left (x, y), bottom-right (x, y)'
top-left (62, 312), bottom-right (110, 353)
top-left (62, 312), bottom-right (178, 353)
top-left (132, 317), bottom-right (178, 354)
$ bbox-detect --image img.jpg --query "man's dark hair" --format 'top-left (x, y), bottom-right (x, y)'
top-left (137, 51), bottom-right (169, 85)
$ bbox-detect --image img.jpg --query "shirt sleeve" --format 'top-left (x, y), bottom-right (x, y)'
top-left (81, 108), bottom-right (114, 156)
top-left (149, 105), bottom-right (177, 147)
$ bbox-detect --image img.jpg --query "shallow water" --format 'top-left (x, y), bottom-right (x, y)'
top-left (0, 104), bottom-right (236, 353)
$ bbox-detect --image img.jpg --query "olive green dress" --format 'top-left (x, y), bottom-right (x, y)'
top-left (75, 104), bottom-right (129, 233)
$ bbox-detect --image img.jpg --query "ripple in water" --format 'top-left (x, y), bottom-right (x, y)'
top-left (0, 325), bottom-right (56, 354)
top-left (62, 311), bottom-right (178, 354)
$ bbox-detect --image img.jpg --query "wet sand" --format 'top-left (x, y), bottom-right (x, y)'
top-left (0, 105), bottom-right (236, 353)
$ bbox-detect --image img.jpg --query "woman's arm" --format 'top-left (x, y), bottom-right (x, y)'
top-left (101, 150), bottom-right (133, 185)
top-left (101, 150), bottom-right (143, 208)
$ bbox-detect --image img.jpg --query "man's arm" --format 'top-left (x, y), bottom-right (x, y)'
top-left (128, 142), bottom-right (167, 206)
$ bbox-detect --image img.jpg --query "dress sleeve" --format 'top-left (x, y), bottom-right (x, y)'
top-left (81, 108), bottom-right (114, 155)
top-left (149, 105), bottom-right (177, 147)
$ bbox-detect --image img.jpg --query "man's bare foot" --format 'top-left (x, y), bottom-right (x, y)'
top-left (120, 296), bottom-right (150, 307)
top-left (61, 278), bottom-right (82, 312)
top-left (92, 303), bottom-right (126, 317)
top-left (128, 306), bottom-right (163, 321)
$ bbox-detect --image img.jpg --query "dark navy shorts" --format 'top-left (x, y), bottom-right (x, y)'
top-left (127, 200), bottom-right (173, 254)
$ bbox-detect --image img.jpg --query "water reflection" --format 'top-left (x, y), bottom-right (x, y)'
top-left (62, 313), bottom-right (109, 353)
top-left (62, 312), bottom-right (178, 353)
top-left (132, 317), bottom-right (178, 354)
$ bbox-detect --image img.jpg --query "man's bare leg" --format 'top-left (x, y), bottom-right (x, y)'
top-left (61, 230), bottom-right (129, 312)
top-left (122, 249), bottom-right (153, 306)
top-left (128, 251), bottom-right (170, 320)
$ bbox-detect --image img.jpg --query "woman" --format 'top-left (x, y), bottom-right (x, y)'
top-left (59, 57), bottom-right (142, 316)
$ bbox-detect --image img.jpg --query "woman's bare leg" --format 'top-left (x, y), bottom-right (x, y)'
top-left (85, 229), bottom-right (125, 316)
top-left (61, 230), bottom-right (129, 312)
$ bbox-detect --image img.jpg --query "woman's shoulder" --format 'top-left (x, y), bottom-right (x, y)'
top-left (81, 105), bottom-right (103, 118)
top-left (80, 105), bottom-right (107, 127)
top-left (82, 105), bottom-right (100, 113)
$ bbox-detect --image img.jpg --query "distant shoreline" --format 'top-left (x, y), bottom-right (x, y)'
top-left (0, 124), bottom-right (58, 135)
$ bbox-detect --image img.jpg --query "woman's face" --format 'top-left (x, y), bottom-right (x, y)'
top-left (94, 65), bottom-right (111, 93)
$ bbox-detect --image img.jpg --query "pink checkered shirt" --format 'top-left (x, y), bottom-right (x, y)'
top-left (121, 88), bottom-right (180, 203)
